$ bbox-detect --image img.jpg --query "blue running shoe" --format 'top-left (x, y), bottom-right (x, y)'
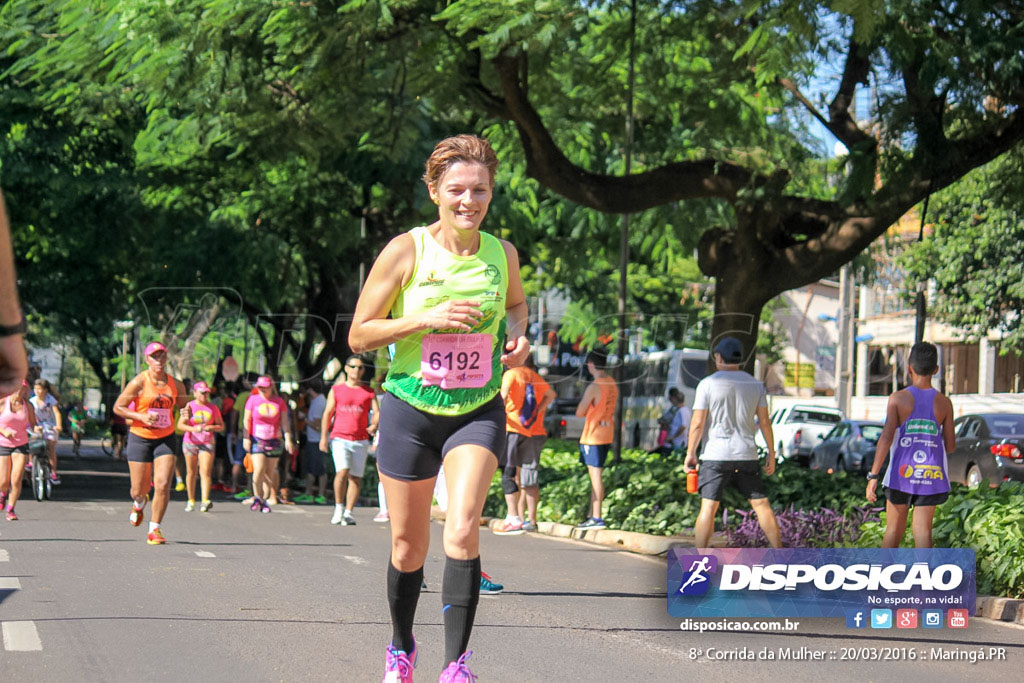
top-left (480, 571), bottom-right (503, 595)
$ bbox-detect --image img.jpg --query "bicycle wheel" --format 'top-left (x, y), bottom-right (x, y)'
top-left (33, 456), bottom-right (46, 502)
top-left (100, 434), bottom-right (112, 456)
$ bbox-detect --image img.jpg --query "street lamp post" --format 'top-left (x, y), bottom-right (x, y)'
top-left (114, 320), bottom-right (134, 390)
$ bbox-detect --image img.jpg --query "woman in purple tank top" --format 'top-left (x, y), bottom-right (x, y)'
top-left (866, 342), bottom-right (956, 548)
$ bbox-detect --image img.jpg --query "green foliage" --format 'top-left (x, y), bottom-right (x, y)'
top-left (492, 440), bottom-right (868, 535)
top-left (899, 148), bottom-right (1024, 347)
top-left (854, 483), bottom-right (1024, 598)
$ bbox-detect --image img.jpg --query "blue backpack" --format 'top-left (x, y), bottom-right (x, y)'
top-left (519, 382), bottom-right (538, 427)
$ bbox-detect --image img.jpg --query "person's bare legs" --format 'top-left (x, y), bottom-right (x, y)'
top-left (128, 461), bottom-right (153, 503)
top-left (911, 505), bottom-right (936, 548)
top-left (749, 497), bottom-right (782, 548)
top-left (199, 449), bottom-right (214, 503)
top-left (6, 451), bottom-right (26, 510)
top-left (521, 485), bottom-right (539, 524)
top-left (185, 453), bottom-right (199, 503)
top-left (882, 500), bottom-right (910, 548)
top-left (46, 439), bottom-right (58, 478)
top-left (335, 468), bottom-right (350, 505)
top-left (251, 452), bottom-right (269, 503)
top-left (346, 475), bottom-right (362, 513)
top-left (382, 473), bottom-right (436, 571)
top-left (586, 464), bottom-right (604, 519)
top-left (443, 445), bottom-right (499, 559)
top-left (694, 498), bottom-right (720, 548)
top-left (150, 454), bottom-right (175, 524)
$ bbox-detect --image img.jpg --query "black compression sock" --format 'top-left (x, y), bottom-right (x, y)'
top-left (442, 555), bottom-right (481, 665)
top-left (386, 560), bottom-right (423, 653)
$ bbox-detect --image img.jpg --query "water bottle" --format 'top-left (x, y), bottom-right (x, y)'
top-left (686, 469), bottom-right (698, 494)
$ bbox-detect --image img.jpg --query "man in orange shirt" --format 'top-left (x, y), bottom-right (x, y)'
top-left (494, 355), bottom-right (555, 534)
top-left (576, 348), bottom-right (618, 530)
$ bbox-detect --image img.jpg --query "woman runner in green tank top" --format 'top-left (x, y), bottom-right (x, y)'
top-left (350, 135), bottom-right (529, 681)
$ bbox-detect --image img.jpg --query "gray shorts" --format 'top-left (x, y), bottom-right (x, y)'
top-left (331, 438), bottom-right (369, 478)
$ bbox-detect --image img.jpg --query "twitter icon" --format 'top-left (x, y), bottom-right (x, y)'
top-left (871, 609), bottom-right (892, 629)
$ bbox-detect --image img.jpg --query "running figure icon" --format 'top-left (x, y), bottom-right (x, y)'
top-left (678, 557), bottom-right (713, 594)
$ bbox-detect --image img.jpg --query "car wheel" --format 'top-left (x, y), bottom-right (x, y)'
top-left (965, 464), bottom-right (982, 488)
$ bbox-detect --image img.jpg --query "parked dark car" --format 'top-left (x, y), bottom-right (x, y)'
top-left (810, 420), bottom-right (885, 473)
top-left (948, 413), bottom-right (1024, 487)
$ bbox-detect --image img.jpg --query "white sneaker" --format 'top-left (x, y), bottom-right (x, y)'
top-left (342, 511), bottom-right (356, 526)
top-left (184, 501), bottom-right (194, 512)
top-left (330, 509), bottom-right (343, 525)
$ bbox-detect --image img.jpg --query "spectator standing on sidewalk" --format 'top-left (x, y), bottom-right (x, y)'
top-left (866, 341), bottom-right (955, 548)
top-left (575, 348), bottom-right (617, 530)
top-left (494, 355), bottom-right (555, 534)
top-left (667, 392), bottom-right (692, 457)
top-left (684, 337), bottom-right (781, 549)
top-left (298, 382), bottom-right (328, 504)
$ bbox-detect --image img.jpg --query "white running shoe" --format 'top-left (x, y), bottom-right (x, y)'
top-left (342, 510), bottom-right (356, 526)
top-left (331, 509), bottom-right (343, 525)
top-left (184, 501), bottom-right (194, 512)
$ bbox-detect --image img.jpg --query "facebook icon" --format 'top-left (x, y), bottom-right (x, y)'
top-left (845, 609), bottom-right (866, 629)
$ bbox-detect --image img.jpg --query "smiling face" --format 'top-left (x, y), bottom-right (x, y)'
top-left (428, 162), bottom-right (493, 234)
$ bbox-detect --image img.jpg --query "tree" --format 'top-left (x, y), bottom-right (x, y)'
top-left (899, 148), bottom-right (1024, 347)
top-left (438, 0), bottom-right (1024, 368)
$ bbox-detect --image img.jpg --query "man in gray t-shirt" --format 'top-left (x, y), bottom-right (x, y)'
top-left (684, 337), bottom-right (781, 548)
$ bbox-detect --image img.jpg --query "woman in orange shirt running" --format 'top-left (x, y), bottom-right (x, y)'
top-left (114, 342), bottom-right (188, 545)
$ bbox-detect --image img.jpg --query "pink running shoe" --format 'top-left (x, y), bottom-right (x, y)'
top-left (382, 641), bottom-right (417, 683)
top-left (6, 508), bottom-right (18, 521)
top-left (439, 651), bottom-right (477, 682)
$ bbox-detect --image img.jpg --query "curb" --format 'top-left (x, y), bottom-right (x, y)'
top-left (975, 596), bottom-right (1024, 626)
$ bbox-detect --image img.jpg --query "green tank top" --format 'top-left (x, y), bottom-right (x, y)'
top-left (383, 226), bottom-right (508, 416)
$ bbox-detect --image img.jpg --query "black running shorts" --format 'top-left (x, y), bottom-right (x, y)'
top-left (376, 393), bottom-right (505, 482)
top-left (698, 460), bottom-right (768, 501)
top-left (885, 486), bottom-right (949, 508)
top-left (126, 432), bottom-right (179, 463)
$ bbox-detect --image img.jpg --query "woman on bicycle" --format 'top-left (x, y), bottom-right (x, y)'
top-left (177, 380), bottom-right (224, 513)
top-left (0, 380), bottom-right (38, 520)
top-left (30, 379), bottom-right (62, 485)
top-left (114, 342), bottom-right (188, 545)
top-left (243, 376), bottom-right (293, 512)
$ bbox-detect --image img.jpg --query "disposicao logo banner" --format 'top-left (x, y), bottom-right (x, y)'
top-left (667, 548), bottom-right (976, 618)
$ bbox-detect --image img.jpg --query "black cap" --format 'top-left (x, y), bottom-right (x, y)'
top-left (713, 337), bottom-right (744, 363)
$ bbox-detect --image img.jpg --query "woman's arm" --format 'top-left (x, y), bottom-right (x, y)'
top-left (114, 375), bottom-right (151, 424)
top-left (500, 240), bottom-right (530, 367)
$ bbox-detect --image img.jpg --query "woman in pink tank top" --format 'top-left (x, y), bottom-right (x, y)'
top-left (0, 380), bottom-right (38, 520)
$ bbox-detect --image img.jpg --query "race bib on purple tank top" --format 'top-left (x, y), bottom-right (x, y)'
top-left (883, 386), bottom-right (950, 496)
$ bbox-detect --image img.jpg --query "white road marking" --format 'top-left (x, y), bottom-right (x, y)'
top-left (343, 555), bottom-right (368, 566)
top-left (267, 506), bottom-right (310, 514)
top-left (69, 503), bottom-right (119, 515)
top-left (0, 549), bottom-right (8, 562)
top-left (195, 551), bottom-right (216, 558)
top-left (0, 577), bottom-right (21, 590)
top-left (2, 621), bottom-right (43, 651)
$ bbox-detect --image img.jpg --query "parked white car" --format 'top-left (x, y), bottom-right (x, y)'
top-left (757, 404), bottom-right (845, 466)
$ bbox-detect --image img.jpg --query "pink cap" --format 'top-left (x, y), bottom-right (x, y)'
top-left (144, 342), bottom-right (167, 356)
top-left (255, 376), bottom-right (273, 388)
top-left (192, 381), bottom-right (211, 394)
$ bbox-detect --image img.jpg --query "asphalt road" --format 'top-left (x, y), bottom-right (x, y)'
top-left (1, 440), bottom-right (1021, 681)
